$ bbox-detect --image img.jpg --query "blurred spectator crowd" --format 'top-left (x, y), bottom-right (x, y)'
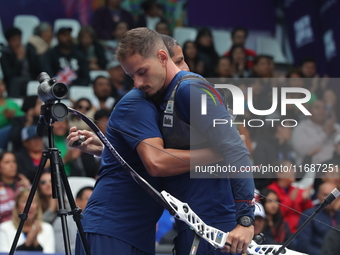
top-left (0, 0), bottom-right (340, 254)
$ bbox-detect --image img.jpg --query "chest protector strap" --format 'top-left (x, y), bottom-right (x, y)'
top-left (161, 75), bottom-right (212, 149)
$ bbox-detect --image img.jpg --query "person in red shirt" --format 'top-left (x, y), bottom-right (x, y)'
top-left (267, 160), bottom-right (314, 233)
top-left (223, 27), bottom-right (256, 69)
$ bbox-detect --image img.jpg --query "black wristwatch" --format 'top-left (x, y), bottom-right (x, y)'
top-left (237, 216), bottom-right (255, 227)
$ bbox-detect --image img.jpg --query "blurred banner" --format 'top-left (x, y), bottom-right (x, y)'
top-left (318, 0), bottom-right (340, 79)
top-left (0, 0), bottom-right (93, 31)
top-left (283, 0), bottom-right (326, 75)
top-left (187, 0), bottom-right (276, 32)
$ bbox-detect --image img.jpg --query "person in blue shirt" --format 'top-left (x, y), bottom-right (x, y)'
top-left (68, 31), bottom-right (254, 255)
top-left (158, 35), bottom-right (252, 254)
top-left (67, 85), bottom-right (221, 255)
top-left (114, 27), bottom-right (255, 254)
top-left (67, 37), bottom-right (222, 255)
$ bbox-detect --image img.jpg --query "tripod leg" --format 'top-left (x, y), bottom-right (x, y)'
top-left (9, 151), bottom-right (49, 255)
top-left (58, 154), bottom-right (92, 255)
top-left (49, 148), bottom-right (73, 255)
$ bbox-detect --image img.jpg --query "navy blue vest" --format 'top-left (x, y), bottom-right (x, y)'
top-left (160, 75), bottom-right (211, 150)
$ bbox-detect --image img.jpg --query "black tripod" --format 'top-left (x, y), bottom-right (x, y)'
top-left (9, 103), bottom-right (91, 255)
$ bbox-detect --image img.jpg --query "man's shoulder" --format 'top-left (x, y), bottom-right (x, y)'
top-left (115, 89), bottom-right (155, 111)
top-left (118, 88), bottom-right (147, 103)
top-left (177, 73), bottom-right (219, 97)
top-left (176, 72), bottom-right (208, 90)
top-left (177, 71), bottom-right (204, 82)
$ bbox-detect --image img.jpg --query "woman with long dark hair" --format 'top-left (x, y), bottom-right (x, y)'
top-left (229, 44), bottom-right (250, 78)
top-left (0, 151), bottom-right (30, 223)
top-left (182, 40), bottom-right (205, 75)
top-left (194, 28), bottom-right (220, 77)
top-left (260, 188), bottom-right (293, 246)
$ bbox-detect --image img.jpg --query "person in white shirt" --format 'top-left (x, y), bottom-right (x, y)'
top-left (0, 188), bottom-right (55, 253)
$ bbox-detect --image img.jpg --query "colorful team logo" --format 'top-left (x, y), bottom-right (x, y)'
top-left (199, 83), bottom-right (223, 106)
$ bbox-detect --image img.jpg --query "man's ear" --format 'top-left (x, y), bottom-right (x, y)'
top-left (157, 49), bottom-right (168, 67)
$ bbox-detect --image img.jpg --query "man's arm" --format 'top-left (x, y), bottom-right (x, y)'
top-left (176, 81), bottom-right (255, 254)
top-left (136, 137), bottom-right (222, 177)
top-left (206, 122), bottom-right (255, 254)
top-left (67, 127), bottom-right (223, 177)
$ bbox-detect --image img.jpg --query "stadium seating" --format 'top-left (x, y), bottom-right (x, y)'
top-left (54, 18), bottom-right (81, 39)
top-left (256, 35), bottom-right (290, 64)
top-left (211, 29), bottom-right (232, 56)
top-left (26, 80), bottom-right (40, 96)
top-left (67, 176), bottom-right (96, 199)
top-left (13, 15), bottom-right (40, 44)
top-left (89, 70), bottom-right (110, 83)
top-left (69, 85), bottom-right (96, 103)
top-left (173, 26), bottom-right (197, 46)
top-left (0, 18), bottom-right (6, 46)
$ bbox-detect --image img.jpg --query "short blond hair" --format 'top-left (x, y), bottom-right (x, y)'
top-left (115, 27), bottom-right (167, 61)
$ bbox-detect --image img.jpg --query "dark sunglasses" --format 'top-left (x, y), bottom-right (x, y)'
top-left (39, 179), bottom-right (52, 185)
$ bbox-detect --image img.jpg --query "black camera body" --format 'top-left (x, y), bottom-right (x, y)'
top-left (37, 72), bottom-right (69, 103)
top-left (36, 72), bottom-right (69, 135)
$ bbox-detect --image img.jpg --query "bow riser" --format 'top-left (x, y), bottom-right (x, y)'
top-left (161, 191), bottom-right (308, 255)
